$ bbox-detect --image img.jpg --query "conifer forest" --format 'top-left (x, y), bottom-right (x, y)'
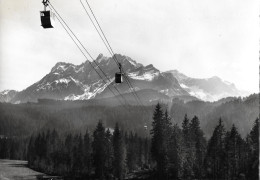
top-left (0, 103), bottom-right (258, 180)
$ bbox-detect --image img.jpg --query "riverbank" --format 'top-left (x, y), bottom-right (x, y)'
top-left (0, 159), bottom-right (61, 180)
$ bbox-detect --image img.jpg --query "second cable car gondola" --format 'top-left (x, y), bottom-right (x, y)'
top-left (40, 0), bottom-right (55, 28)
top-left (115, 72), bottom-right (123, 83)
top-left (115, 63), bottom-right (123, 83)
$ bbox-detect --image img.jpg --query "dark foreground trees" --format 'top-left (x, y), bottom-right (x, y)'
top-left (150, 103), bottom-right (258, 180)
top-left (246, 118), bottom-right (259, 180)
top-left (1, 103), bottom-right (258, 179)
top-left (26, 121), bottom-right (148, 179)
top-left (150, 104), bottom-right (207, 179)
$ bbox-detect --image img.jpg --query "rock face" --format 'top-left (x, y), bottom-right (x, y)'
top-left (0, 90), bottom-right (18, 103)
top-left (166, 70), bottom-right (243, 101)
top-left (1, 54), bottom-right (244, 104)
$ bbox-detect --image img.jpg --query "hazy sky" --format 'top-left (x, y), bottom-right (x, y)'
top-left (0, 0), bottom-right (259, 93)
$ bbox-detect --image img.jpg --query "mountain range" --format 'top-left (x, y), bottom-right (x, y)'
top-left (0, 54), bottom-right (246, 104)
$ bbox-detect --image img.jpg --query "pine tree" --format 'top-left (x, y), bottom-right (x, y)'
top-left (181, 114), bottom-right (193, 179)
top-left (105, 128), bottom-right (113, 177)
top-left (83, 129), bottom-right (92, 176)
top-left (113, 123), bottom-right (126, 179)
top-left (126, 131), bottom-right (138, 172)
top-left (27, 135), bottom-right (36, 166)
top-left (92, 121), bottom-right (107, 179)
top-left (182, 114), bottom-right (189, 139)
top-left (150, 103), bottom-right (168, 178)
top-left (45, 130), bottom-right (51, 168)
top-left (168, 124), bottom-right (185, 179)
top-left (205, 118), bottom-right (226, 179)
top-left (224, 124), bottom-right (242, 179)
top-left (246, 118), bottom-right (259, 180)
top-left (49, 129), bottom-right (60, 172)
top-left (190, 116), bottom-right (206, 179)
top-left (72, 134), bottom-right (83, 176)
top-left (164, 110), bottom-right (172, 137)
top-left (64, 133), bottom-right (73, 173)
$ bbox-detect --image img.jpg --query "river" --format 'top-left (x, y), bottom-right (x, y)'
top-left (0, 159), bottom-right (60, 180)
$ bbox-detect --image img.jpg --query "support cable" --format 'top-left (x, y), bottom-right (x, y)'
top-left (82, 0), bottom-right (148, 112)
top-left (48, 4), bottom-right (130, 109)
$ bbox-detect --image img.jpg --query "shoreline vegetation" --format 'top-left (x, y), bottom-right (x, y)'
top-left (0, 103), bottom-right (259, 179)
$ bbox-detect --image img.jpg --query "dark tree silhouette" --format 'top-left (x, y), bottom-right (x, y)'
top-left (113, 123), bottom-right (126, 179)
top-left (150, 103), bottom-right (170, 179)
top-left (92, 121), bottom-right (107, 179)
top-left (205, 118), bottom-right (226, 179)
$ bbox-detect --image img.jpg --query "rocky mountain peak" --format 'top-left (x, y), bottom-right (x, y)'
top-left (144, 64), bottom-right (158, 71)
top-left (1, 53), bottom-right (246, 103)
top-left (166, 69), bottom-right (189, 82)
top-left (96, 53), bottom-right (109, 63)
top-left (51, 62), bottom-right (75, 73)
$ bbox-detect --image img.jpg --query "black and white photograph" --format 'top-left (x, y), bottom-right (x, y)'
top-left (0, 0), bottom-right (259, 179)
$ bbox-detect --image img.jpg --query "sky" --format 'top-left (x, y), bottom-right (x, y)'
top-left (0, 0), bottom-right (259, 93)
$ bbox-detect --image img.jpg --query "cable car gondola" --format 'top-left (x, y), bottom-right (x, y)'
top-left (40, 0), bottom-right (55, 28)
top-left (115, 63), bottom-right (123, 83)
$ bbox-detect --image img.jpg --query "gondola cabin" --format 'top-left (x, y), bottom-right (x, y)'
top-left (115, 72), bottom-right (123, 83)
top-left (40, 10), bottom-right (55, 28)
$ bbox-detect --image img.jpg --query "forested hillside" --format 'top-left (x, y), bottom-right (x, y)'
top-left (0, 94), bottom-right (258, 138)
top-left (169, 93), bottom-right (259, 138)
top-left (0, 103), bottom-right (258, 180)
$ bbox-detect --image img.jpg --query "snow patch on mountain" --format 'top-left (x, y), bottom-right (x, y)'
top-left (128, 71), bottom-right (159, 81)
top-left (127, 64), bottom-right (160, 81)
top-left (180, 83), bottom-right (188, 88)
top-left (65, 92), bottom-right (94, 100)
top-left (35, 76), bottom-right (86, 93)
top-left (159, 89), bottom-right (170, 96)
top-left (55, 78), bottom-right (70, 84)
top-left (58, 65), bottom-right (67, 71)
top-left (75, 66), bottom-right (84, 73)
top-left (128, 59), bottom-right (137, 66)
top-left (64, 80), bottom-right (111, 100)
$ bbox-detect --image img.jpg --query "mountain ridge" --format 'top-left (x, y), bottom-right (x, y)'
top-left (166, 69), bottom-right (245, 101)
top-left (0, 53), bottom-right (245, 103)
